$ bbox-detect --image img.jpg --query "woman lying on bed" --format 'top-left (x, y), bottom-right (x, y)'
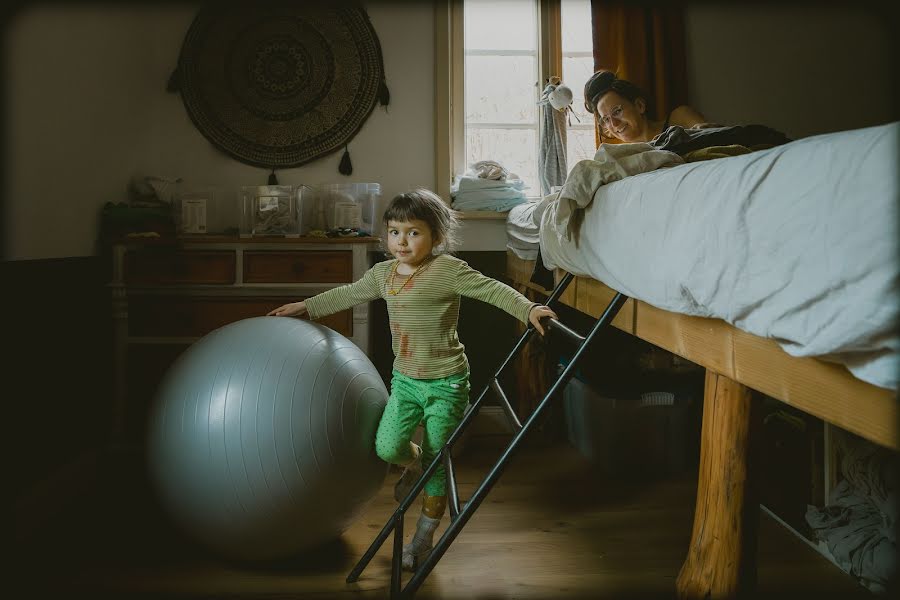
top-left (584, 70), bottom-right (718, 143)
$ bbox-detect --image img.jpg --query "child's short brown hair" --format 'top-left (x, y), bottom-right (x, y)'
top-left (382, 188), bottom-right (459, 254)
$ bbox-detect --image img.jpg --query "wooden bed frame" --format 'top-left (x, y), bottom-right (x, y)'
top-left (505, 251), bottom-right (898, 598)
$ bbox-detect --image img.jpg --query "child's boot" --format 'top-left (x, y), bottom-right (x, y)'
top-left (402, 512), bottom-right (440, 571)
top-left (393, 442), bottom-right (423, 502)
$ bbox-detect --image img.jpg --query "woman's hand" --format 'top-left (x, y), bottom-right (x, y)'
top-left (267, 301), bottom-right (308, 318)
top-left (529, 304), bottom-right (558, 336)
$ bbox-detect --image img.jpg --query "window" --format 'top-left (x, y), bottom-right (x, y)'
top-left (560, 0), bottom-right (595, 164)
top-left (464, 0), bottom-right (540, 190)
top-left (436, 0), bottom-right (595, 205)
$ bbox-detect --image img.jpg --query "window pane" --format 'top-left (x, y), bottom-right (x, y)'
top-left (466, 55), bottom-right (537, 124)
top-left (465, 127), bottom-right (538, 192)
top-left (561, 0), bottom-right (592, 53)
top-left (563, 56), bottom-right (595, 123)
top-left (566, 127), bottom-right (597, 166)
top-left (465, 0), bottom-right (536, 51)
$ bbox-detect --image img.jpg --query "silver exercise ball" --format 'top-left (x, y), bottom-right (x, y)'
top-left (147, 317), bottom-right (389, 561)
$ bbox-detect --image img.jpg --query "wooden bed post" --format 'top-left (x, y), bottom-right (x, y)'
top-left (677, 369), bottom-right (758, 599)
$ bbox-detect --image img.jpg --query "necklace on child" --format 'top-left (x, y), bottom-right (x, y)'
top-left (388, 257), bottom-right (435, 295)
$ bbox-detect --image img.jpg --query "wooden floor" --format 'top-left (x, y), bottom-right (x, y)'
top-left (16, 438), bottom-right (869, 600)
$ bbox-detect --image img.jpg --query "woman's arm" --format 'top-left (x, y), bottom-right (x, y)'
top-left (669, 104), bottom-right (719, 129)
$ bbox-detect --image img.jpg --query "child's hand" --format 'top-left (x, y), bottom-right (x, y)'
top-left (529, 305), bottom-right (558, 336)
top-left (267, 301), bottom-right (308, 318)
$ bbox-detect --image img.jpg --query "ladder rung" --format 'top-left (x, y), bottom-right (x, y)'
top-left (489, 378), bottom-right (523, 432)
top-left (443, 451), bottom-right (460, 520)
top-left (391, 514), bottom-right (403, 594)
top-left (545, 317), bottom-right (586, 346)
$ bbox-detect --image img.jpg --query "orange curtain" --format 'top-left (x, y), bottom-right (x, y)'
top-left (590, 0), bottom-right (688, 145)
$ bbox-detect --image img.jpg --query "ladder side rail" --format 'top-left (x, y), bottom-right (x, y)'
top-left (391, 514), bottom-right (404, 598)
top-left (443, 452), bottom-right (461, 520)
top-left (543, 271), bottom-right (575, 306)
top-left (347, 272), bottom-right (580, 586)
top-left (401, 291), bottom-right (628, 598)
top-left (347, 439), bottom-right (450, 584)
top-left (348, 343), bottom-right (515, 583)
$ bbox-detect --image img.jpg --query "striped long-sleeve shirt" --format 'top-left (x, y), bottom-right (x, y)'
top-left (305, 254), bottom-right (536, 379)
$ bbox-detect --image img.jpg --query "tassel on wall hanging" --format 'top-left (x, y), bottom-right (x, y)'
top-left (339, 146), bottom-right (353, 176)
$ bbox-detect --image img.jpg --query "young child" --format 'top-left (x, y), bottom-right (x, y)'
top-left (267, 188), bottom-right (557, 570)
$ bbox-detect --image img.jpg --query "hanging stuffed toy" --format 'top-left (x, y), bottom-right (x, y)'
top-left (539, 76), bottom-right (578, 125)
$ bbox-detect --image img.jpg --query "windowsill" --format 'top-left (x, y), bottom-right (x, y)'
top-left (455, 196), bottom-right (542, 221)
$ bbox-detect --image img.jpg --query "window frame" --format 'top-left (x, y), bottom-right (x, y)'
top-left (435, 0), bottom-right (566, 216)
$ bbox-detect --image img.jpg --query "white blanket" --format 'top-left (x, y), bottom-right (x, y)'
top-left (550, 142), bottom-right (684, 244)
top-left (538, 122), bottom-right (899, 390)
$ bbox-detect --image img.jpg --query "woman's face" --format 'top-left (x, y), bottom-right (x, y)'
top-left (595, 90), bottom-right (648, 142)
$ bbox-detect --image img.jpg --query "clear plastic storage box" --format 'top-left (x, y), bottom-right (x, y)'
top-left (299, 183), bottom-right (380, 235)
top-left (174, 187), bottom-right (223, 235)
top-left (240, 185), bottom-right (299, 237)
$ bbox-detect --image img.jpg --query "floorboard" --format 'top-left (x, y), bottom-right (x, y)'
top-left (15, 438), bottom-right (869, 600)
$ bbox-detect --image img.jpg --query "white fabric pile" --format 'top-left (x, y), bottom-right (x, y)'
top-left (451, 160), bottom-right (530, 212)
top-left (505, 200), bottom-right (541, 260)
top-left (806, 429), bottom-right (897, 592)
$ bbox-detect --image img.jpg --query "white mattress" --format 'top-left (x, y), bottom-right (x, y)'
top-left (539, 122), bottom-right (899, 390)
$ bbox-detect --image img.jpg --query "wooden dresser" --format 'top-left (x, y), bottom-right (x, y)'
top-left (109, 235), bottom-right (379, 443)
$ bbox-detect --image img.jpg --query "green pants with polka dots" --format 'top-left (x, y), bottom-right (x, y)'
top-left (375, 369), bottom-right (470, 497)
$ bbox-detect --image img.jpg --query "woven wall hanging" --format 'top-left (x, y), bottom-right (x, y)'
top-left (168, 1), bottom-right (389, 180)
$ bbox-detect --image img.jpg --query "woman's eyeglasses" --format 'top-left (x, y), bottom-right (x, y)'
top-left (598, 105), bottom-right (624, 129)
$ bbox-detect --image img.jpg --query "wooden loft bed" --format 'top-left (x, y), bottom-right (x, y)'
top-left (505, 250), bottom-right (898, 598)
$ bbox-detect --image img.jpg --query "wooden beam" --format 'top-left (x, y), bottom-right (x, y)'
top-left (504, 252), bottom-right (899, 450)
top-left (677, 370), bottom-right (758, 599)
top-left (574, 276), bottom-right (635, 333)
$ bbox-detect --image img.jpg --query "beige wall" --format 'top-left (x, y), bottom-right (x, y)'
top-left (5, 5), bottom-right (155, 260)
top-left (4, 1), bottom-right (436, 260)
top-left (684, 2), bottom-right (895, 140)
top-left (6, 2), bottom-right (895, 260)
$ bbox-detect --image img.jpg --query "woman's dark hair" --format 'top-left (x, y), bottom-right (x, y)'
top-left (583, 70), bottom-right (652, 115)
top-left (382, 188), bottom-right (459, 254)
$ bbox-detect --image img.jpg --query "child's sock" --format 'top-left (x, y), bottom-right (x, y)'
top-left (401, 513), bottom-right (441, 571)
top-left (393, 442), bottom-right (423, 502)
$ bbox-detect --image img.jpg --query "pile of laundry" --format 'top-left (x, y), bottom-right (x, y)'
top-left (506, 200), bottom-right (541, 260)
top-left (450, 160), bottom-right (530, 212)
top-left (805, 429), bottom-right (898, 593)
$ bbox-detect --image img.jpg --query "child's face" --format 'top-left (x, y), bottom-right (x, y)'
top-left (386, 219), bottom-right (437, 268)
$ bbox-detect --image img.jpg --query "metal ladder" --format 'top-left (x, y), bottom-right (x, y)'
top-left (347, 272), bottom-right (628, 598)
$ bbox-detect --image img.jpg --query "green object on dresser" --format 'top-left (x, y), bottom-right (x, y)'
top-left (99, 202), bottom-right (175, 241)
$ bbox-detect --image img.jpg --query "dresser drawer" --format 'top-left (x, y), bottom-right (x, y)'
top-left (128, 296), bottom-right (352, 338)
top-left (125, 250), bottom-right (235, 285)
top-left (243, 250), bottom-right (352, 283)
